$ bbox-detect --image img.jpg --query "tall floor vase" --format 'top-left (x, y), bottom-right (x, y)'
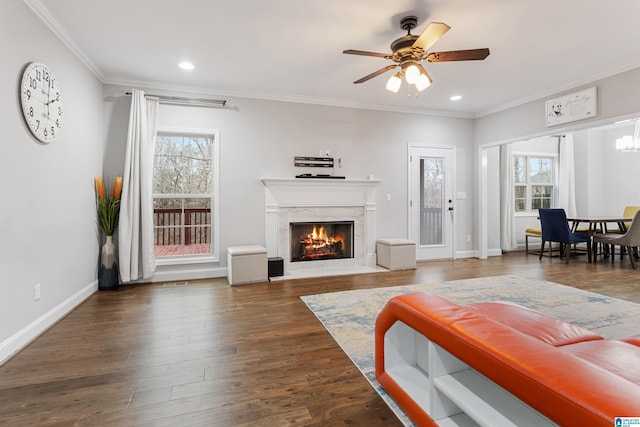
top-left (99, 235), bottom-right (119, 290)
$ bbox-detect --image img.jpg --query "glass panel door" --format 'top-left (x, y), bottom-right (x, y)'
top-left (410, 146), bottom-right (455, 260)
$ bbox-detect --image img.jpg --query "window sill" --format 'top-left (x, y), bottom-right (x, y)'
top-left (514, 212), bottom-right (540, 218)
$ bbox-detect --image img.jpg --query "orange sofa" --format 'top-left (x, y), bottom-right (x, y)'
top-left (375, 292), bottom-right (640, 427)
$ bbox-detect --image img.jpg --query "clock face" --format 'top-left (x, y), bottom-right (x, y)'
top-left (20, 62), bottom-right (64, 143)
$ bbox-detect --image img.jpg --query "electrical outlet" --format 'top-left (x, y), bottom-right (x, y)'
top-left (466, 235), bottom-right (472, 243)
top-left (34, 283), bottom-right (41, 301)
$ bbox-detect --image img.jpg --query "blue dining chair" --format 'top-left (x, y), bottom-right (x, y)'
top-left (538, 208), bottom-right (592, 263)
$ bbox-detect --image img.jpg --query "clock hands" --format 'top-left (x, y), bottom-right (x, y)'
top-left (39, 85), bottom-right (49, 119)
top-left (45, 74), bottom-right (51, 119)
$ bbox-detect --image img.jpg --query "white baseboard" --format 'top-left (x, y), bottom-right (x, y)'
top-left (0, 280), bottom-right (97, 365)
top-left (487, 248), bottom-right (503, 257)
top-left (463, 248), bottom-right (503, 259)
top-left (455, 250), bottom-right (476, 259)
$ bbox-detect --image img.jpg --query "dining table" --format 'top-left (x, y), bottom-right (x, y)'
top-left (567, 216), bottom-right (632, 234)
top-left (568, 216), bottom-right (633, 262)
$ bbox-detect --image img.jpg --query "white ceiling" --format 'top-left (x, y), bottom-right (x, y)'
top-left (29, 0), bottom-right (640, 117)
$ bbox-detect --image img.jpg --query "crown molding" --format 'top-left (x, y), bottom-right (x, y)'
top-left (103, 76), bottom-right (474, 119)
top-left (22, 0), bottom-right (106, 81)
top-left (475, 61), bottom-right (640, 118)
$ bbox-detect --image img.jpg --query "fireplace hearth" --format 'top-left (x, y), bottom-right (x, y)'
top-left (290, 221), bottom-right (354, 262)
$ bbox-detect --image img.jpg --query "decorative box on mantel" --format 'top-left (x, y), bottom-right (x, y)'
top-left (261, 178), bottom-right (382, 278)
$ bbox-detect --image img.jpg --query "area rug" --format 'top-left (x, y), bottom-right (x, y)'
top-left (300, 275), bottom-right (640, 426)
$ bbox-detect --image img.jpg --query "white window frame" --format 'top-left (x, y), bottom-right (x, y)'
top-left (513, 152), bottom-right (557, 216)
top-left (153, 127), bottom-right (220, 265)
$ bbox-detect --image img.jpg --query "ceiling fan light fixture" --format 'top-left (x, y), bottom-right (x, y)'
top-left (386, 73), bottom-right (402, 93)
top-left (415, 72), bottom-right (432, 92)
top-left (404, 64), bottom-right (420, 84)
top-left (343, 16), bottom-right (490, 96)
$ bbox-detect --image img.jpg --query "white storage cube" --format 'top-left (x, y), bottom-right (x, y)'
top-left (376, 238), bottom-right (416, 270)
top-left (227, 245), bottom-right (268, 285)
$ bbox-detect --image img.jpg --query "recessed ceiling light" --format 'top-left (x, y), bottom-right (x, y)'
top-left (179, 61), bottom-right (194, 70)
top-left (450, 95), bottom-right (462, 101)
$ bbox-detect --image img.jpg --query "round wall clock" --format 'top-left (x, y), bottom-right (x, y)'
top-left (20, 62), bottom-right (64, 143)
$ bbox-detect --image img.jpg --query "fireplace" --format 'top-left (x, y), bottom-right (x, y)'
top-left (262, 178), bottom-right (381, 278)
top-left (290, 221), bottom-right (354, 262)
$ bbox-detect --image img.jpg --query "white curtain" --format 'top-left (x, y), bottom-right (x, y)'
top-left (500, 144), bottom-right (517, 250)
top-left (118, 89), bottom-right (158, 282)
top-left (558, 134), bottom-right (577, 218)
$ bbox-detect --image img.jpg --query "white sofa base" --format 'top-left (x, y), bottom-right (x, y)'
top-left (384, 321), bottom-right (556, 426)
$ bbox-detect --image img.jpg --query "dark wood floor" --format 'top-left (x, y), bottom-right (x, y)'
top-left (1, 252), bottom-right (639, 426)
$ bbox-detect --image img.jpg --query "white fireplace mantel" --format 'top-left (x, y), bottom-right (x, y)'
top-left (262, 178), bottom-right (382, 277)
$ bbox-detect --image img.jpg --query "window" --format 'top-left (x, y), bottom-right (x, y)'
top-left (513, 155), bottom-right (555, 212)
top-left (153, 129), bottom-right (219, 259)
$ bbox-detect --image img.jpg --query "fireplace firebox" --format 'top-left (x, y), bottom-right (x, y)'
top-left (290, 221), bottom-right (354, 262)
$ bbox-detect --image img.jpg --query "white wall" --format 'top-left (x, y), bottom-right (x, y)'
top-left (103, 85), bottom-right (476, 273)
top-left (572, 129), bottom-right (591, 216)
top-left (0, 1), bottom-right (104, 362)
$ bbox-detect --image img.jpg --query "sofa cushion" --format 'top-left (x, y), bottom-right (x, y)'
top-left (466, 301), bottom-right (603, 346)
top-left (560, 339), bottom-right (640, 384)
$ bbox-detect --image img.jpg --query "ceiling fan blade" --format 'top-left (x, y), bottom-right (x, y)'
top-left (353, 64), bottom-right (397, 84)
top-left (412, 22), bottom-right (450, 51)
top-left (343, 49), bottom-right (391, 59)
top-left (426, 48), bottom-right (490, 62)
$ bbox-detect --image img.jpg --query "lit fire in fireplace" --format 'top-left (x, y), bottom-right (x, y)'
top-left (305, 225), bottom-right (340, 249)
top-left (293, 225), bottom-right (344, 261)
top-left (302, 226), bottom-right (343, 258)
top-left (290, 221), bottom-right (353, 262)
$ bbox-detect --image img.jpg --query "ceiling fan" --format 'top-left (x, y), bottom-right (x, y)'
top-left (343, 16), bottom-right (490, 93)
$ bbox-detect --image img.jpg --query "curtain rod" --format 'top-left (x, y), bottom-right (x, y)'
top-left (124, 92), bottom-right (227, 108)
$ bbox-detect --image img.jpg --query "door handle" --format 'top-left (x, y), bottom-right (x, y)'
top-left (448, 207), bottom-right (454, 211)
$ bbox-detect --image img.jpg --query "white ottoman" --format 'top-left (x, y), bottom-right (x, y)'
top-left (227, 245), bottom-right (268, 285)
top-left (376, 238), bottom-right (416, 270)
